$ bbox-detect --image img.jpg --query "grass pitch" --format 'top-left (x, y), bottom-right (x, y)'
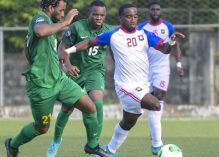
top-left (0, 118), bottom-right (219, 157)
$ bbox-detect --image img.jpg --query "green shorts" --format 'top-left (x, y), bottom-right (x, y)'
top-left (26, 75), bottom-right (85, 125)
top-left (73, 70), bottom-right (105, 92)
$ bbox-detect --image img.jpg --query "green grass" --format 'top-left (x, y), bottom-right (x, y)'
top-left (0, 118), bottom-right (219, 157)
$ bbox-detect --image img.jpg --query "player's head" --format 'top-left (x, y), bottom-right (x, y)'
top-left (40, 0), bottom-right (67, 23)
top-left (88, 0), bottom-right (107, 29)
top-left (149, 1), bottom-right (161, 23)
top-left (119, 4), bottom-right (138, 32)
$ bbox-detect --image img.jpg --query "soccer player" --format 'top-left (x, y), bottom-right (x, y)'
top-left (60, 3), bottom-right (185, 156)
top-left (4, 1), bottom-right (111, 157)
top-left (137, 1), bottom-right (184, 155)
top-left (46, 1), bottom-right (114, 157)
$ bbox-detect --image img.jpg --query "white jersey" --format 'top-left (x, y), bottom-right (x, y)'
top-left (94, 26), bottom-right (163, 87)
top-left (138, 19), bottom-right (175, 68)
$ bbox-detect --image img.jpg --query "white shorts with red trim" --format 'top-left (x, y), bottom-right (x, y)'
top-left (149, 65), bottom-right (170, 91)
top-left (115, 83), bottom-right (149, 114)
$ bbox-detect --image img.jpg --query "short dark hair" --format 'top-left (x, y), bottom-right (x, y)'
top-left (40, 0), bottom-right (66, 9)
top-left (89, 0), bottom-right (106, 8)
top-left (119, 3), bottom-right (136, 16)
top-left (148, 1), bottom-right (161, 8)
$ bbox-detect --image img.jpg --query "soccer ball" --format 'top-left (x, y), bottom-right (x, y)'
top-left (158, 144), bottom-right (183, 157)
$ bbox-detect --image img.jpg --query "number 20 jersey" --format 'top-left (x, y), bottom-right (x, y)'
top-left (93, 26), bottom-right (163, 86)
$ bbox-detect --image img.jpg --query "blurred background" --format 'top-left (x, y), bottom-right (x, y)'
top-left (0, 0), bottom-right (219, 117)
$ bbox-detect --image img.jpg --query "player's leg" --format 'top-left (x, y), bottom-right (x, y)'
top-left (88, 90), bottom-right (104, 138)
top-left (102, 84), bottom-right (145, 156)
top-left (85, 70), bottom-right (105, 141)
top-left (147, 71), bottom-right (169, 155)
top-left (106, 110), bottom-right (141, 155)
top-left (75, 94), bottom-right (112, 157)
top-left (148, 87), bottom-right (165, 155)
top-left (55, 76), bottom-right (111, 157)
top-left (46, 105), bottom-right (74, 157)
top-left (47, 77), bottom-right (86, 156)
top-left (5, 81), bottom-right (56, 157)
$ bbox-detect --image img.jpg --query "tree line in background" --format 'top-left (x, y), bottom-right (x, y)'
top-left (0, 0), bottom-right (219, 53)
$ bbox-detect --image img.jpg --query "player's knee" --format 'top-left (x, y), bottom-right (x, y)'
top-left (154, 102), bottom-right (161, 111)
top-left (87, 103), bottom-right (97, 114)
top-left (152, 89), bottom-right (166, 100)
top-left (34, 124), bottom-right (50, 134)
top-left (119, 120), bottom-right (136, 130)
top-left (62, 105), bottom-right (74, 113)
top-left (76, 95), bottom-right (97, 114)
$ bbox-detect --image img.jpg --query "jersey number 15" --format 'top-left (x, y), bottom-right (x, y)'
top-left (88, 46), bottom-right (99, 56)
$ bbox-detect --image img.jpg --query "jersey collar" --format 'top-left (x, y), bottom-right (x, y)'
top-left (149, 19), bottom-right (163, 26)
top-left (120, 26), bottom-right (136, 33)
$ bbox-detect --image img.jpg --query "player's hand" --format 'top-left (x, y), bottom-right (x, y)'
top-left (171, 32), bottom-right (185, 42)
top-left (177, 67), bottom-right (184, 77)
top-left (59, 51), bottom-right (69, 65)
top-left (64, 9), bottom-right (79, 26)
top-left (66, 65), bottom-right (80, 77)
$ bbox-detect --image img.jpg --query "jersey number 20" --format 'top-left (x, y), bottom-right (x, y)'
top-left (127, 38), bottom-right (137, 47)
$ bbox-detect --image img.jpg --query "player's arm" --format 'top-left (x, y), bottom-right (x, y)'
top-left (173, 42), bottom-right (184, 77)
top-left (58, 42), bottom-right (80, 76)
top-left (59, 38), bottom-right (98, 68)
top-left (157, 32), bottom-right (185, 54)
top-left (23, 35), bottom-right (30, 64)
top-left (60, 29), bottom-right (112, 63)
top-left (34, 9), bottom-right (78, 37)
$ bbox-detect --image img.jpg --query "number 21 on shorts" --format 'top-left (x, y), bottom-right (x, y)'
top-left (42, 113), bottom-right (52, 124)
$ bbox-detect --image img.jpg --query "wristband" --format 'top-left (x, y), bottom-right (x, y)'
top-left (65, 46), bottom-right (76, 54)
top-left (168, 38), bottom-right (176, 46)
top-left (176, 62), bottom-right (182, 68)
top-left (164, 38), bottom-right (176, 46)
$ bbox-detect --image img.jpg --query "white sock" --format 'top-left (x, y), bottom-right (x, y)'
top-left (108, 123), bottom-right (129, 153)
top-left (148, 101), bottom-right (164, 147)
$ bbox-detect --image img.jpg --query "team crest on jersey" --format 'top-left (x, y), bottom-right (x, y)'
top-left (138, 35), bottom-right (144, 41)
top-left (35, 17), bottom-right (45, 23)
top-left (64, 28), bottom-right (71, 37)
top-left (161, 29), bottom-right (165, 34)
top-left (135, 87), bottom-right (142, 92)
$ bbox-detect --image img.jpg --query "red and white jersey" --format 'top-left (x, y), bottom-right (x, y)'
top-left (138, 19), bottom-right (175, 68)
top-left (94, 26), bottom-right (163, 86)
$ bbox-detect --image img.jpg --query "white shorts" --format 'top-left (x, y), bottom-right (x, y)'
top-left (149, 65), bottom-right (170, 92)
top-left (115, 83), bottom-right (150, 114)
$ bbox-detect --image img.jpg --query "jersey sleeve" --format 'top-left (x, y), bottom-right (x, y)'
top-left (62, 24), bottom-right (77, 47)
top-left (93, 29), bottom-right (115, 46)
top-left (144, 30), bottom-right (163, 49)
top-left (163, 20), bottom-right (175, 37)
top-left (137, 21), bottom-right (148, 30)
top-left (34, 16), bottom-right (49, 25)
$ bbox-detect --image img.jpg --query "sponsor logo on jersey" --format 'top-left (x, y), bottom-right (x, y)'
top-left (138, 35), bottom-right (144, 41)
top-left (161, 29), bottom-right (165, 34)
top-left (80, 36), bottom-right (88, 39)
top-left (64, 29), bottom-right (71, 37)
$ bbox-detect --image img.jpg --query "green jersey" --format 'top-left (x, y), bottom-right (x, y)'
top-left (62, 19), bottom-right (114, 74)
top-left (23, 11), bottom-right (62, 88)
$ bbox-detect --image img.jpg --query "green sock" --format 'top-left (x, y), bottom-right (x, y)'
top-left (83, 112), bottom-right (98, 148)
top-left (54, 108), bottom-right (72, 142)
top-left (10, 122), bottom-right (41, 149)
top-left (94, 99), bottom-right (103, 140)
